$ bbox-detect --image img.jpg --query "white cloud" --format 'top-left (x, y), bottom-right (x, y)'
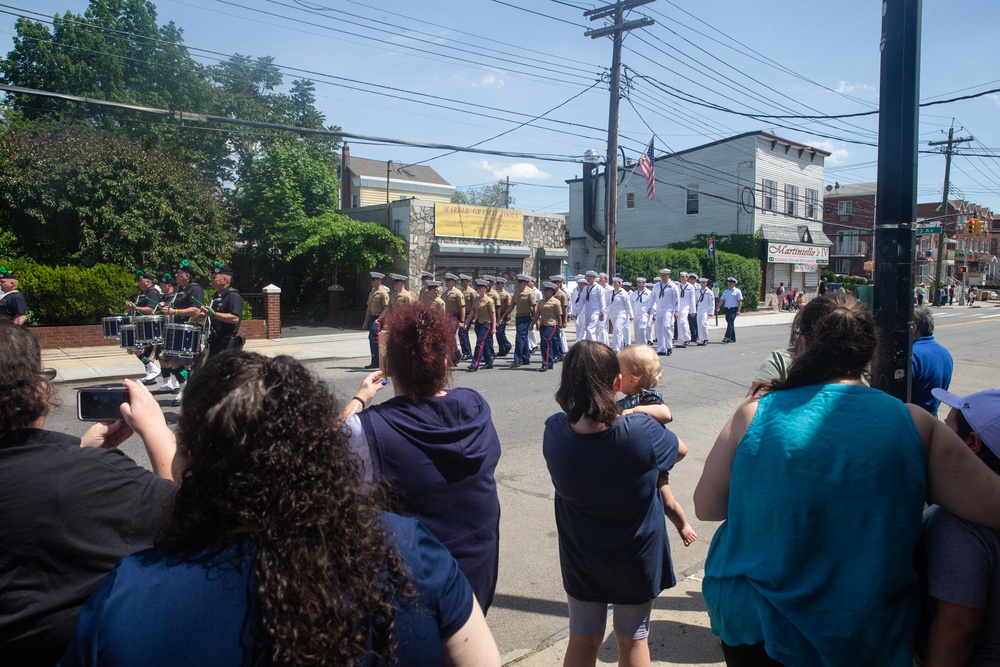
top-left (989, 93), bottom-right (1000, 107)
top-left (810, 140), bottom-right (850, 165)
top-left (472, 69), bottom-right (505, 89)
top-left (473, 160), bottom-right (551, 180)
top-left (834, 80), bottom-right (875, 95)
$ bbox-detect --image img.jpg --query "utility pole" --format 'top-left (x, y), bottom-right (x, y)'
top-left (928, 126), bottom-right (973, 302)
top-left (504, 175), bottom-right (511, 209)
top-left (871, 0), bottom-right (921, 402)
top-left (584, 0), bottom-right (654, 278)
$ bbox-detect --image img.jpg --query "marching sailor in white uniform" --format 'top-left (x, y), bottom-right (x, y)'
top-left (651, 268), bottom-right (679, 356)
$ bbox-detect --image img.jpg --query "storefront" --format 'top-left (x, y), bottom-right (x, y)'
top-left (762, 224), bottom-right (831, 299)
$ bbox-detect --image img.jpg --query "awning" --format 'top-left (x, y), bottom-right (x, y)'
top-left (761, 223), bottom-right (833, 247)
top-left (432, 242), bottom-right (530, 257)
top-left (537, 247), bottom-right (569, 258)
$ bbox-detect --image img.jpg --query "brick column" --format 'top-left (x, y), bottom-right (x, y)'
top-left (262, 284), bottom-right (281, 340)
top-left (327, 284), bottom-right (345, 322)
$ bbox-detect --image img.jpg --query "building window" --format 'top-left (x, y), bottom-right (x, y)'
top-left (762, 179), bottom-right (777, 211)
top-left (838, 200), bottom-right (853, 216)
top-left (785, 184), bottom-right (798, 217)
top-left (835, 259), bottom-right (851, 274)
top-left (686, 185), bottom-right (699, 214)
top-left (836, 231), bottom-right (860, 255)
top-left (806, 188), bottom-right (818, 219)
top-left (351, 193), bottom-right (360, 207)
top-left (626, 192), bottom-right (635, 209)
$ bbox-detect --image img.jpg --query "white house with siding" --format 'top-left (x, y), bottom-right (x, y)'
top-left (568, 131), bottom-right (832, 300)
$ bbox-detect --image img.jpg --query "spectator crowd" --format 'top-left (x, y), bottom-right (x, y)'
top-left (2, 292), bottom-right (999, 667)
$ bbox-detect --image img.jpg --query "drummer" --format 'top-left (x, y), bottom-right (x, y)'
top-left (151, 273), bottom-right (180, 395)
top-left (161, 260), bottom-right (206, 405)
top-left (124, 270), bottom-right (163, 385)
top-left (199, 261), bottom-right (243, 358)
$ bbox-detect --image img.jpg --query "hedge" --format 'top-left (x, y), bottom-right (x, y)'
top-left (0, 260), bottom-right (252, 325)
top-left (820, 269), bottom-right (873, 297)
top-left (617, 248), bottom-right (761, 310)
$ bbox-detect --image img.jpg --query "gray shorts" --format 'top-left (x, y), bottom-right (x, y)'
top-left (566, 594), bottom-right (652, 641)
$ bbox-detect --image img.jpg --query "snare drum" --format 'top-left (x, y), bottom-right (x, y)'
top-left (134, 315), bottom-right (165, 346)
top-left (119, 324), bottom-right (140, 350)
top-left (103, 316), bottom-right (126, 339)
top-left (164, 323), bottom-right (203, 361)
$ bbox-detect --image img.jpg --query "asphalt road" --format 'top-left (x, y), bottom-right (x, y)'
top-left (42, 305), bottom-right (1000, 657)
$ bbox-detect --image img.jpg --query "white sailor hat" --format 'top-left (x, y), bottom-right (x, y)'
top-left (541, 281), bottom-right (557, 290)
top-left (459, 274), bottom-right (472, 281)
top-left (699, 276), bottom-right (709, 282)
top-left (679, 271), bottom-right (688, 277)
top-left (516, 274), bottom-right (531, 282)
top-left (727, 277), bottom-right (738, 283)
top-left (427, 280), bottom-right (442, 288)
top-left (598, 272), bottom-right (608, 279)
top-left (623, 281), bottom-right (632, 287)
top-left (585, 270), bottom-right (598, 278)
top-left (612, 275), bottom-right (623, 283)
top-left (550, 275), bottom-right (564, 282)
top-left (576, 275), bottom-right (587, 283)
top-left (392, 273), bottom-right (407, 282)
top-left (660, 268), bottom-right (671, 274)
top-left (636, 276), bottom-right (646, 282)
top-left (370, 271), bottom-right (385, 280)
top-left (444, 273), bottom-right (459, 281)
top-left (420, 271), bottom-right (434, 279)
top-left (689, 273), bottom-right (698, 280)
top-left (475, 279), bottom-right (489, 287)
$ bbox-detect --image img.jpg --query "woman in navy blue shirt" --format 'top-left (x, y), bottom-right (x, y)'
top-left (544, 341), bottom-right (680, 667)
top-left (60, 352), bottom-right (499, 666)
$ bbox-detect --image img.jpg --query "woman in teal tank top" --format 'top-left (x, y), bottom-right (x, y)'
top-left (694, 294), bottom-right (1000, 667)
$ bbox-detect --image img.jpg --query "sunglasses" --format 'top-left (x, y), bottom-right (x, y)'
top-left (39, 368), bottom-right (57, 381)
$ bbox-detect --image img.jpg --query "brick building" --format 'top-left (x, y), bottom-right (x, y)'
top-left (820, 182), bottom-right (876, 278)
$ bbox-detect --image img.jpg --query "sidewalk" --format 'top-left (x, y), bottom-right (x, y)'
top-left (42, 310), bottom-right (797, 384)
top-left (503, 568), bottom-right (724, 667)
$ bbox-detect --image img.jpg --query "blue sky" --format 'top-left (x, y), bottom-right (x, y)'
top-left (3, 0), bottom-right (999, 216)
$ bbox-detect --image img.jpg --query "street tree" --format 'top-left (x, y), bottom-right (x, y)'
top-left (0, 128), bottom-right (234, 270)
top-left (451, 181), bottom-right (514, 208)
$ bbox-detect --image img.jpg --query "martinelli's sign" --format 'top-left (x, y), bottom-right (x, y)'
top-left (766, 243), bottom-right (829, 265)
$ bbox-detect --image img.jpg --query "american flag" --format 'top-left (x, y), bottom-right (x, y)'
top-left (639, 138), bottom-right (655, 201)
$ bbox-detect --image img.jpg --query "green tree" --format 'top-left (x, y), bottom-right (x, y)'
top-left (0, 128), bottom-right (234, 270)
top-left (451, 181), bottom-right (514, 208)
top-left (0, 0), bottom-right (228, 178)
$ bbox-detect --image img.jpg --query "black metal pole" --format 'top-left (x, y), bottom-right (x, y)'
top-left (872, 0), bottom-right (922, 401)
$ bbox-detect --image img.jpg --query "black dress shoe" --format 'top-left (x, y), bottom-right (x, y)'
top-left (467, 366), bottom-right (478, 372)
top-left (666, 348), bottom-right (672, 356)
top-left (538, 366), bottom-right (547, 372)
top-left (364, 363), bottom-right (378, 369)
top-left (141, 377), bottom-right (158, 386)
top-left (510, 362), bottom-right (522, 368)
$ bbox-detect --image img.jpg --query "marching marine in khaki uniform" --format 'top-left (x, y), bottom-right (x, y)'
top-left (377, 274), bottom-right (414, 327)
top-left (425, 280), bottom-right (446, 312)
top-left (511, 274), bottom-right (537, 368)
top-left (458, 274), bottom-right (477, 360)
top-left (533, 282), bottom-right (563, 371)
top-left (363, 271), bottom-right (390, 369)
top-left (468, 279), bottom-right (496, 372)
top-left (495, 276), bottom-right (513, 357)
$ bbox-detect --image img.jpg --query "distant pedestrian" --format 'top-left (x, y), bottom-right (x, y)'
top-left (817, 277), bottom-right (828, 296)
top-left (717, 277), bottom-right (743, 343)
top-left (776, 282), bottom-right (786, 310)
top-left (911, 306), bottom-right (954, 416)
top-left (917, 284), bottom-right (926, 306)
top-left (969, 285), bottom-right (978, 304)
top-left (948, 284), bottom-right (955, 305)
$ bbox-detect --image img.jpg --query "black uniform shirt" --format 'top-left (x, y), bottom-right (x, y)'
top-left (210, 286), bottom-right (243, 339)
top-left (135, 286), bottom-right (161, 310)
top-left (0, 290), bottom-right (27, 321)
top-left (171, 282), bottom-right (205, 323)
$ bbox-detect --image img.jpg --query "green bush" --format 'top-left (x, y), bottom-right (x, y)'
top-left (617, 248), bottom-right (761, 310)
top-left (1, 260), bottom-right (136, 325)
top-left (820, 269), bottom-right (873, 297)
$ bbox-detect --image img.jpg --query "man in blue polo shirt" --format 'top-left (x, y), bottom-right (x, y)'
top-left (911, 306), bottom-right (953, 415)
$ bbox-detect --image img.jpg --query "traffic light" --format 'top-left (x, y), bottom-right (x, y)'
top-left (965, 219), bottom-right (976, 233)
top-left (975, 218), bottom-right (986, 234)
top-left (958, 266), bottom-right (968, 274)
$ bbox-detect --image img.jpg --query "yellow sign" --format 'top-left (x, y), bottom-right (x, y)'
top-left (434, 203), bottom-right (523, 242)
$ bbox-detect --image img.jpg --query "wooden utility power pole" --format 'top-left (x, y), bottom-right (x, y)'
top-left (584, 0), bottom-right (654, 278)
top-left (928, 126), bottom-right (973, 300)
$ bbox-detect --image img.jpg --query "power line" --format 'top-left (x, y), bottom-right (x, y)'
top-left (0, 83), bottom-right (590, 163)
top-left (489, 0), bottom-right (589, 28)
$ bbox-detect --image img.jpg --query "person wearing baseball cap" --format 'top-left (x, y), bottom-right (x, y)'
top-left (717, 277), bottom-right (743, 343)
top-left (0, 267), bottom-right (27, 325)
top-left (922, 387), bottom-right (1000, 666)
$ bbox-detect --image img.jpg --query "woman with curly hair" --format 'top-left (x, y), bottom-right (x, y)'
top-left (696, 293), bottom-right (1000, 667)
top-left (60, 352), bottom-right (499, 666)
top-left (342, 302), bottom-right (502, 613)
top-left (0, 322), bottom-right (175, 667)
